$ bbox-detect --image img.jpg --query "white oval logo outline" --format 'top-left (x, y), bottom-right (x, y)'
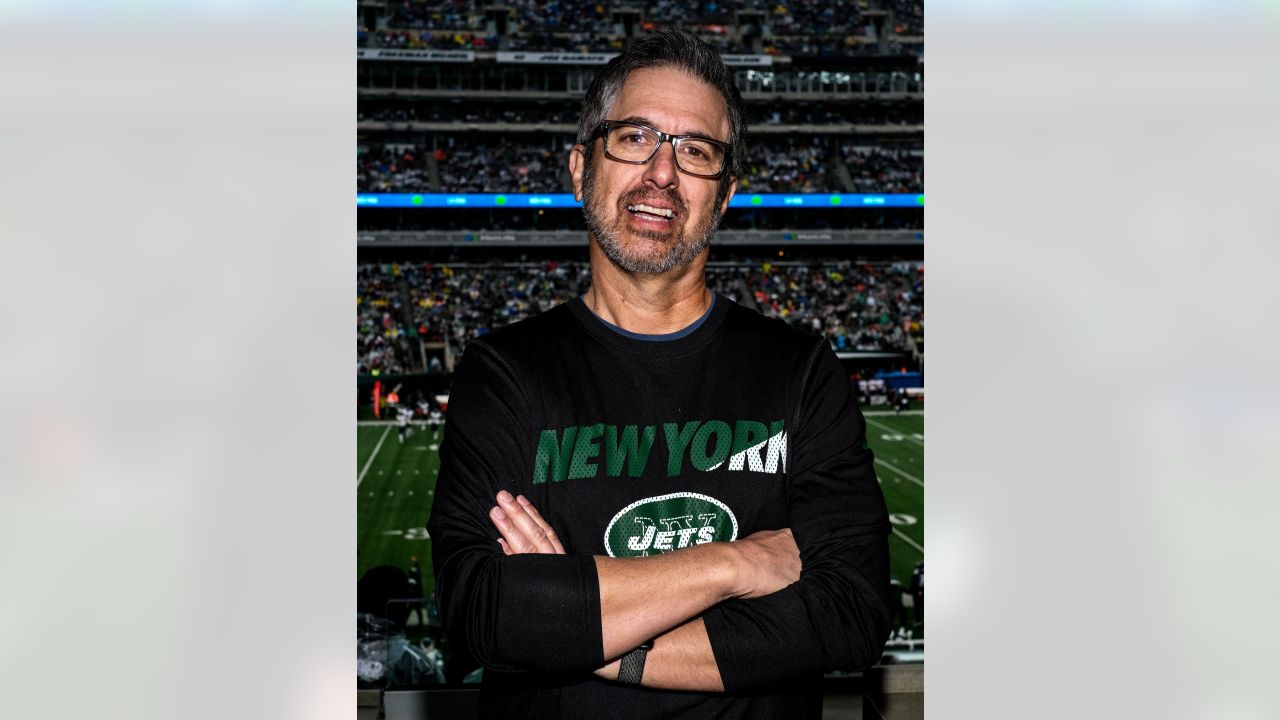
top-left (603, 491), bottom-right (739, 557)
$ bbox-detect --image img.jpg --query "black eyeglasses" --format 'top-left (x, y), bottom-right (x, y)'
top-left (593, 121), bottom-right (731, 179)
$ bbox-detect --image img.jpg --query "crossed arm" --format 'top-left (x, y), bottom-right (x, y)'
top-left (427, 339), bottom-right (890, 693)
top-left (489, 490), bottom-right (801, 691)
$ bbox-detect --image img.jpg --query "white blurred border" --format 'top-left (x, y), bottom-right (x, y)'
top-left (0, 12), bottom-right (353, 720)
top-left (3, 3), bottom-right (1279, 719)
top-left (930, 12), bottom-right (1280, 720)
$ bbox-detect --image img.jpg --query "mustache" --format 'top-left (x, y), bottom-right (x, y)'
top-left (617, 187), bottom-right (686, 216)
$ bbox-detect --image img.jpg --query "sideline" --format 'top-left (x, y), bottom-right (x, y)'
top-left (357, 425), bottom-right (393, 488)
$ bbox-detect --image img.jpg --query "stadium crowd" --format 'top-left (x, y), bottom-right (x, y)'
top-left (359, 138), bottom-right (922, 194)
top-left (743, 260), bottom-right (923, 352)
top-left (738, 137), bottom-right (832, 194)
top-left (360, 102), bottom-right (920, 128)
top-left (842, 145), bottom-right (923, 194)
top-left (749, 104), bottom-right (921, 126)
top-left (356, 260), bottom-right (923, 374)
top-left (358, 265), bottom-right (418, 376)
top-left (387, 0), bottom-right (617, 36)
top-left (885, 0), bottom-right (925, 35)
top-left (435, 138), bottom-right (565, 193)
top-left (367, 0), bottom-right (921, 55)
top-left (371, 28), bottom-right (912, 57)
top-left (399, 261), bottom-right (592, 354)
top-left (375, 28), bottom-right (497, 50)
top-left (360, 102), bottom-right (581, 125)
top-left (358, 143), bottom-right (430, 194)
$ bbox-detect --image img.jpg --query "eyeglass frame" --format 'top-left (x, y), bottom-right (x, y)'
top-left (590, 120), bottom-right (733, 179)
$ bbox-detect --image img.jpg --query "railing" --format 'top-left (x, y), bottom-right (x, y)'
top-left (358, 663), bottom-right (923, 720)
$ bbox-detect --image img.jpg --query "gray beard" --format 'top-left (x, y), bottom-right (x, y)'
top-left (581, 164), bottom-right (721, 274)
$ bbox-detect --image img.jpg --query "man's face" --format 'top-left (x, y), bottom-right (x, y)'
top-left (572, 66), bottom-right (738, 274)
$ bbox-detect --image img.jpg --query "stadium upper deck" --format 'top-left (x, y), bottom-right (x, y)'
top-left (357, 0), bottom-right (924, 195)
top-left (356, 0), bottom-right (925, 373)
top-left (358, 0), bottom-right (923, 56)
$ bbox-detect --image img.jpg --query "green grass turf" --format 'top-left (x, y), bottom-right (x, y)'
top-left (357, 422), bottom-right (443, 599)
top-left (860, 411), bottom-right (925, 589)
top-left (357, 410), bottom-right (924, 622)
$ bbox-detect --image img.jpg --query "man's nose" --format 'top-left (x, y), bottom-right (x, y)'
top-left (641, 140), bottom-right (680, 188)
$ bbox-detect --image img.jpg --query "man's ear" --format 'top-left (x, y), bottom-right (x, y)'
top-left (718, 176), bottom-right (739, 216)
top-left (569, 145), bottom-right (587, 202)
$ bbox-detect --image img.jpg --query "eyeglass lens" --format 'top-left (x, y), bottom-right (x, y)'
top-left (604, 124), bottom-right (725, 175)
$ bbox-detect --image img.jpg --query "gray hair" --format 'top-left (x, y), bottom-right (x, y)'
top-left (575, 28), bottom-right (747, 192)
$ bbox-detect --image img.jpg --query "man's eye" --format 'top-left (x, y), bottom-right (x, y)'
top-left (620, 132), bottom-right (648, 145)
top-left (681, 143), bottom-right (709, 159)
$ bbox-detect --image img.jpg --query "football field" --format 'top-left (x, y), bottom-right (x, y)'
top-left (357, 410), bottom-right (924, 607)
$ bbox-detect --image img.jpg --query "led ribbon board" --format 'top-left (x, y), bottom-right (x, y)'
top-left (357, 193), bottom-right (924, 208)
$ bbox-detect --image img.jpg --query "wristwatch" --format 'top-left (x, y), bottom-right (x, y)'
top-left (616, 638), bottom-right (655, 685)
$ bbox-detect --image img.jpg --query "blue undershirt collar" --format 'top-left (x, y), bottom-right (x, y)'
top-left (580, 293), bottom-right (717, 342)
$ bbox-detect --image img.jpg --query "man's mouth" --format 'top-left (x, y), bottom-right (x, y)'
top-left (625, 203), bottom-right (676, 222)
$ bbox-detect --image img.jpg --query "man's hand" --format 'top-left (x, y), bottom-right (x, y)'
top-left (729, 528), bottom-right (802, 599)
top-left (488, 490), bottom-right (565, 555)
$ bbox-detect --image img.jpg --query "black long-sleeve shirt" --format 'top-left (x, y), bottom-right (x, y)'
top-left (427, 295), bottom-right (891, 719)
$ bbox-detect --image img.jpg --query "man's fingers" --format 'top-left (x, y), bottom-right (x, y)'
top-left (517, 495), bottom-right (566, 554)
top-left (495, 490), bottom-right (558, 553)
top-left (489, 505), bottom-right (530, 553)
top-left (486, 491), bottom-right (567, 556)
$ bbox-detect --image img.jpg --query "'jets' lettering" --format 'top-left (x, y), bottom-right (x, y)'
top-left (627, 509), bottom-right (727, 548)
top-left (626, 517), bottom-right (656, 552)
top-left (623, 513), bottom-right (719, 554)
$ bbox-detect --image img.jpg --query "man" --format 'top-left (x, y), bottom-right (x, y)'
top-left (426, 402), bottom-right (443, 442)
top-left (406, 555), bottom-right (425, 627)
top-left (427, 29), bottom-right (890, 719)
top-left (396, 402), bottom-right (414, 444)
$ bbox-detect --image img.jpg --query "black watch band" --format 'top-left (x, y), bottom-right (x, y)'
top-left (616, 638), bottom-right (654, 685)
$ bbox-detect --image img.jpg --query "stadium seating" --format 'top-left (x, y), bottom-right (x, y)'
top-left (742, 260), bottom-right (923, 352)
top-left (359, 138), bottom-right (922, 195)
top-left (841, 145), bottom-right (923, 193)
top-left (359, 102), bottom-right (581, 125)
top-left (367, 0), bottom-right (923, 56)
top-left (357, 260), bottom-right (923, 374)
top-left (358, 265), bottom-right (418, 376)
top-left (435, 139), bottom-right (565, 193)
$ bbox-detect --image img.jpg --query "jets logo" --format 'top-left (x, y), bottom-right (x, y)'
top-left (603, 492), bottom-right (738, 557)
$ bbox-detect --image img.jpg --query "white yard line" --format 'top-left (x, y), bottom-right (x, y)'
top-left (892, 528), bottom-right (924, 553)
top-left (875, 459), bottom-right (923, 487)
top-left (863, 410), bottom-right (923, 417)
top-left (357, 425), bottom-right (393, 488)
top-left (865, 417), bottom-right (924, 445)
